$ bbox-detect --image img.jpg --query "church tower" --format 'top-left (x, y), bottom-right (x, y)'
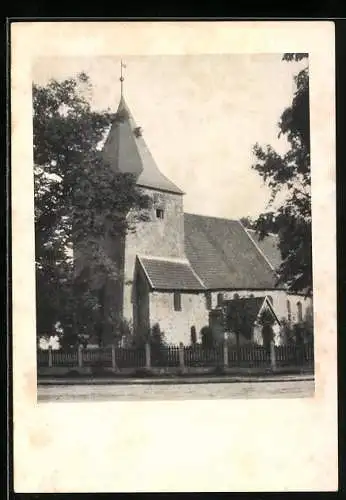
top-left (101, 64), bottom-right (185, 337)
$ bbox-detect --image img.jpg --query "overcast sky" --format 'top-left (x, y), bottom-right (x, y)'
top-left (33, 54), bottom-right (306, 219)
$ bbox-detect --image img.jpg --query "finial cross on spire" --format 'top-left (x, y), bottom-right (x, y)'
top-left (120, 59), bottom-right (126, 97)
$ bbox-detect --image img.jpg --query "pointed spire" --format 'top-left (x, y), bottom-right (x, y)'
top-left (120, 59), bottom-right (126, 97)
top-left (103, 79), bottom-right (184, 195)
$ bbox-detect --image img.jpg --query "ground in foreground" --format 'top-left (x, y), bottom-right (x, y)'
top-left (38, 379), bottom-right (314, 402)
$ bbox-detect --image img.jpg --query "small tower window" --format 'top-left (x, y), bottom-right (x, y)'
top-left (174, 292), bottom-right (181, 311)
top-left (233, 293), bottom-right (240, 300)
top-left (156, 208), bottom-right (164, 219)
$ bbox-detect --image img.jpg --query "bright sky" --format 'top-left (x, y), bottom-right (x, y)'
top-left (33, 54), bottom-right (305, 219)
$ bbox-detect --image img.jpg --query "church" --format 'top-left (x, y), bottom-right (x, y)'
top-left (89, 88), bottom-right (313, 347)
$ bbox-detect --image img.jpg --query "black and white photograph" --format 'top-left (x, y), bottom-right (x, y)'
top-left (11, 21), bottom-right (337, 493)
top-left (33, 53), bottom-right (315, 401)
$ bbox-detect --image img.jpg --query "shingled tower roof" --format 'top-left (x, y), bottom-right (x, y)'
top-left (102, 96), bottom-right (184, 195)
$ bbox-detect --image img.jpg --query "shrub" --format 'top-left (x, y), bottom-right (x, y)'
top-left (132, 367), bottom-right (155, 378)
top-left (190, 326), bottom-right (197, 345)
top-left (212, 365), bottom-right (226, 375)
top-left (67, 369), bottom-right (81, 377)
top-left (200, 326), bottom-right (214, 348)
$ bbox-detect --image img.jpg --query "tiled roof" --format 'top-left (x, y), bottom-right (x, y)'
top-left (102, 96), bottom-right (184, 195)
top-left (138, 256), bottom-right (205, 291)
top-left (246, 229), bottom-right (282, 271)
top-left (184, 213), bottom-right (279, 290)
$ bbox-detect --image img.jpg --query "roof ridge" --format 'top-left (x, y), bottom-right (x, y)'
top-left (184, 212), bottom-right (239, 223)
top-left (138, 254), bottom-right (190, 264)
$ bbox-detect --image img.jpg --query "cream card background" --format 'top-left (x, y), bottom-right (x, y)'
top-left (12, 21), bottom-right (337, 492)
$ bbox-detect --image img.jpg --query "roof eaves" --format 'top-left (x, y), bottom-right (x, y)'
top-left (137, 183), bottom-right (185, 196)
top-left (187, 260), bottom-right (206, 289)
top-left (259, 296), bottom-right (281, 325)
top-left (136, 255), bottom-right (154, 290)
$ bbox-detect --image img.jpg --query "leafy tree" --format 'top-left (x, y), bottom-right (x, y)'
top-left (200, 326), bottom-right (214, 349)
top-left (34, 73), bottom-right (150, 346)
top-left (251, 53), bottom-right (312, 296)
top-left (239, 216), bottom-right (257, 231)
top-left (224, 300), bottom-right (252, 348)
top-left (258, 308), bottom-right (275, 350)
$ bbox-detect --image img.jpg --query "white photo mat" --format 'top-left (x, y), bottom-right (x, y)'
top-left (11, 21), bottom-right (337, 492)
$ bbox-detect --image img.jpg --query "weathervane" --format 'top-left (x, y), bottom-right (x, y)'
top-left (120, 59), bottom-right (126, 97)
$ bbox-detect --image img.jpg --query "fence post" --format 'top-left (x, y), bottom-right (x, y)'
top-left (48, 346), bottom-right (53, 368)
top-left (179, 342), bottom-right (185, 371)
top-left (78, 344), bottom-right (83, 368)
top-left (145, 342), bottom-right (151, 369)
top-left (111, 344), bottom-right (116, 371)
top-left (223, 337), bottom-right (228, 367)
top-left (270, 340), bottom-right (276, 371)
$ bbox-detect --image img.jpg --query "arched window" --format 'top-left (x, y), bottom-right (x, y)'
top-left (286, 299), bottom-right (291, 323)
top-left (233, 293), bottom-right (240, 300)
top-left (249, 294), bottom-right (254, 298)
top-left (217, 293), bottom-right (223, 307)
top-left (297, 301), bottom-right (303, 322)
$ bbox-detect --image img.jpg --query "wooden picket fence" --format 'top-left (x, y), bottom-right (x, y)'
top-left (37, 346), bottom-right (146, 369)
top-left (151, 345), bottom-right (180, 367)
top-left (184, 345), bottom-right (223, 367)
top-left (37, 342), bottom-right (314, 370)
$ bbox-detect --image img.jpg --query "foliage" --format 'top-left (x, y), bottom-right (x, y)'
top-left (34, 72), bottom-right (151, 346)
top-left (279, 317), bottom-right (294, 344)
top-left (251, 53), bottom-right (312, 296)
top-left (258, 308), bottom-right (275, 327)
top-left (150, 323), bottom-right (166, 346)
top-left (224, 301), bottom-right (253, 344)
top-left (148, 323), bottom-right (168, 366)
top-left (200, 326), bottom-right (214, 348)
top-left (240, 216), bottom-right (257, 231)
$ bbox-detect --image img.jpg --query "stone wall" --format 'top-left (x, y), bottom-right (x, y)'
top-left (145, 288), bottom-right (313, 346)
top-left (149, 291), bottom-right (209, 345)
top-left (212, 289), bottom-right (313, 325)
top-left (123, 188), bottom-right (185, 320)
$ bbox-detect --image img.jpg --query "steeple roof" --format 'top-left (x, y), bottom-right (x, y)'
top-left (102, 96), bottom-right (184, 195)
